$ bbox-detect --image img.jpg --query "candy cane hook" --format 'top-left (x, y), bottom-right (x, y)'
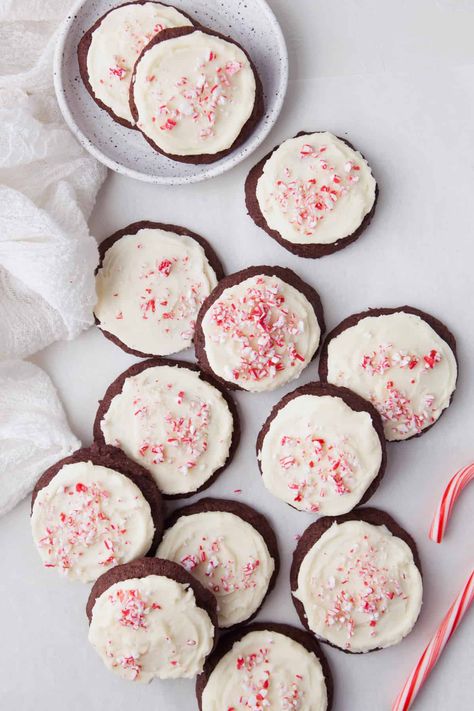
top-left (393, 462), bottom-right (474, 709)
top-left (429, 462), bottom-right (474, 543)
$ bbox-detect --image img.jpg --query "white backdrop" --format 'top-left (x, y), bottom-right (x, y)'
top-left (1, 1), bottom-right (474, 709)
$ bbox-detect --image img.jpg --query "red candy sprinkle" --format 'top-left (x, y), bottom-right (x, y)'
top-left (209, 277), bottom-right (307, 384)
top-left (271, 144), bottom-right (362, 239)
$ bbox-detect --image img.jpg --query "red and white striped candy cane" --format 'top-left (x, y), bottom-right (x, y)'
top-left (392, 569), bottom-right (474, 711)
top-left (429, 462), bottom-right (474, 543)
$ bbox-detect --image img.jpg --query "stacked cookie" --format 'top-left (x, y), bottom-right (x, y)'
top-left (78, 1), bottom-right (263, 163)
top-left (28, 2), bottom-right (460, 707)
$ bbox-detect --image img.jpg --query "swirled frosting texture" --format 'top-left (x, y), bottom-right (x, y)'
top-left (86, 2), bottom-right (192, 123)
top-left (100, 365), bottom-right (234, 495)
top-left (31, 461), bottom-right (155, 582)
top-left (132, 30), bottom-right (257, 156)
top-left (259, 393), bottom-right (383, 515)
top-left (201, 274), bottom-right (321, 392)
top-left (294, 520), bottom-right (422, 652)
top-left (325, 312), bottom-right (457, 440)
top-left (256, 132), bottom-right (376, 245)
top-left (201, 629), bottom-right (328, 711)
top-left (95, 227), bottom-right (218, 356)
top-left (89, 574), bottom-right (214, 681)
top-left (157, 510), bottom-right (275, 627)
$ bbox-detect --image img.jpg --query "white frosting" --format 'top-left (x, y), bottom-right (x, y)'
top-left (201, 629), bottom-right (328, 711)
top-left (201, 273), bottom-right (321, 392)
top-left (86, 2), bottom-right (192, 124)
top-left (100, 364), bottom-right (234, 496)
top-left (157, 510), bottom-right (275, 628)
top-left (94, 227), bottom-right (218, 356)
top-left (294, 520), bottom-right (423, 652)
top-left (258, 393), bottom-right (383, 515)
top-left (325, 312), bottom-right (457, 441)
top-left (255, 132), bottom-right (377, 245)
top-left (132, 30), bottom-right (256, 156)
top-left (88, 574), bottom-right (214, 681)
top-left (31, 461), bottom-right (155, 583)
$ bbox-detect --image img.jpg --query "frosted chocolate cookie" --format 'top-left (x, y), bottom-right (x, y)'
top-left (319, 307), bottom-right (458, 441)
top-left (196, 623), bottom-right (333, 711)
top-left (87, 558), bottom-right (217, 681)
top-left (31, 445), bottom-right (163, 583)
top-left (94, 221), bottom-right (223, 357)
top-left (130, 26), bottom-right (263, 163)
top-left (257, 382), bottom-right (386, 515)
top-left (94, 359), bottom-right (239, 498)
top-left (78, 1), bottom-right (193, 128)
top-left (291, 508), bottom-right (423, 653)
top-left (246, 131), bottom-right (378, 258)
top-left (195, 266), bottom-right (325, 393)
top-left (157, 498), bottom-right (279, 629)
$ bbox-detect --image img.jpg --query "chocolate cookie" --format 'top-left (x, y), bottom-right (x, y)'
top-left (318, 306), bottom-right (458, 441)
top-left (93, 358), bottom-right (240, 498)
top-left (290, 507), bottom-right (423, 654)
top-left (94, 221), bottom-right (224, 358)
top-left (196, 622), bottom-right (333, 711)
top-left (87, 557), bottom-right (218, 681)
top-left (245, 131), bottom-right (378, 258)
top-left (129, 26), bottom-right (264, 163)
top-left (31, 444), bottom-right (163, 583)
top-left (157, 497), bottom-right (279, 629)
top-left (256, 381), bottom-right (387, 515)
top-left (194, 265), bottom-right (325, 393)
top-left (78, 1), bottom-right (194, 129)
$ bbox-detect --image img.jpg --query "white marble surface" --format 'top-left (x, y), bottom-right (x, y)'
top-left (2, 1), bottom-right (474, 709)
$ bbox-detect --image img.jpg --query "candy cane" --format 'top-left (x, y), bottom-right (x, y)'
top-left (429, 462), bottom-right (474, 543)
top-left (392, 570), bottom-right (474, 711)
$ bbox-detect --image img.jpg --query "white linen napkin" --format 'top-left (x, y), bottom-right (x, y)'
top-left (0, 0), bottom-right (107, 359)
top-left (0, 360), bottom-right (80, 517)
top-left (0, 1), bottom-right (107, 514)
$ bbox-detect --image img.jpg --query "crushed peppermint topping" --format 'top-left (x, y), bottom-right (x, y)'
top-left (179, 535), bottom-right (260, 595)
top-left (133, 385), bottom-right (211, 474)
top-left (356, 344), bottom-right (442, 437)
top-left (129, 253), bottom-right (208, 341)
top-left (231, 645), bottom-right (304, 710)
top-left (316, 534), bottom-right (407, 649)
top-left (116, 654), bottom-right (142, 681)
top-left (278, 435), bottom-right (356, 510)
top-left (36, 480), bottom-right (131, 573)
top-left (270, 143), bottom-right (362, 239)
top-left (208, 276), bottom-right (308, 384)
top-left (371, 381), bottom-right (437, 437)
top-left (151, 51), bottom-right (244, 140)
top-left (108, 587), bottom-right (161, 630)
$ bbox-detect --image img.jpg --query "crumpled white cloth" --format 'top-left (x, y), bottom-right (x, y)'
top-left (0, 1), bottom-right (107, 514)
top-left (0, 360), bottom-right (80, 517)
top-left (0, 0), bottom-right (107, 359)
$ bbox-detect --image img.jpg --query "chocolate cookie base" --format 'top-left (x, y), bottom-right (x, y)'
top-left (196, 621), bottom-right (334, 711)
top-left (194, 265), bottom-right (326, 392)
top-left (290, 507), bottom-right (422, 654)
top-left (256, 381), bottom-right (387, 512)
top-left (245, 131), bottom-right (379, 258)
top-left (129, 26), bottom-right (264, 164)
top-left (31, 444), bottom-right (164, 555)
top-left (318, 305), bottom-right (458, 441)
top-left (77, 1), bottom-right (195, 130)
top-left (93, 357), bottom-right (240, 499)
top-left (86, 557), bottom-right (218, 647)
top-left (95, 220), bottom-right (225, 359)
top-left (163, 497), bottom-right (280, 629)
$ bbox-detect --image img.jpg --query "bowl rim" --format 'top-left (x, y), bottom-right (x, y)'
top-left (53, 0), bottom-right (289, 185)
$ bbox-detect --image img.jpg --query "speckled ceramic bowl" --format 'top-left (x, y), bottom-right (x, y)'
top-left (54, 0), bottom-right (288, 184)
